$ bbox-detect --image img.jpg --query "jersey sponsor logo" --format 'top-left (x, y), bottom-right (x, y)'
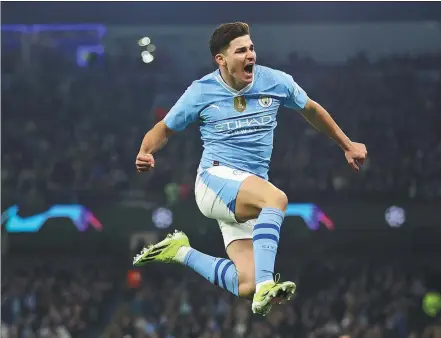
top-left (233, 170), bottom-right (244, 175)
top-left (258, 96), bottom-right (273, 108)
top-left (214, 115), bottom-right (273, 133)
top-left (233, 96), bottom-right (246, 112)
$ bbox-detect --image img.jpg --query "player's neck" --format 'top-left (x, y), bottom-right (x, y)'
top-left (219, 68), bottom-right (248, 92)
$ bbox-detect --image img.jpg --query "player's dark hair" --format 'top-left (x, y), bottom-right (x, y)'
top-left (209, 22), bottom-right (250, 58)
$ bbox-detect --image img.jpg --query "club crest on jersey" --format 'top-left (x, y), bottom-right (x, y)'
top-left (234, 96), bottom-right (247, 112)
top-left (258, 96), bottom-right (273, 108)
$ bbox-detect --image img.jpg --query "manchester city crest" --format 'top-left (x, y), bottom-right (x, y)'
top-left (258, 96), bottom-right (273, 108)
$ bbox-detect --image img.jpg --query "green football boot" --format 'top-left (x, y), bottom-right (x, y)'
top-left (252, 275), bottom-right (296, 316)
top-left (133, 230), bottom-right (190, 266)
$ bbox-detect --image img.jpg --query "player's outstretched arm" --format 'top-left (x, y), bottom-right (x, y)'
top-left (136, 120), bottom-right (174, 172)
top-left (136, 81), bottom-right (200, 172)
top-left (139, 120), bottom-right (174, 154)
top-left (300, 99), bottom-right (352, 149)
top-left (300, 99), bottom-right (367, 171)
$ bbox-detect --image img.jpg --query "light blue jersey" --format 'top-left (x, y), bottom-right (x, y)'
top-left (164, 65), bottom-right (308, 180)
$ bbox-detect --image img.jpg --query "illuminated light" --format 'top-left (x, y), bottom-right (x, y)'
top-left (1, 24), bottom-right (107, 38)
top-left (142, 52), bottom-right (155, 64)
top-left (385, 206), bottom-right (406, 227)
top-left (285, 203), bottom-right (334, 230)
top-left (1, 205), bottom-right (103, 232)
top-left (152, 208), bottom-right (173, 229)
top-left (138, 37), bottom-right (151, 47)
top-left (127, 270), bottom-right (142, 289)
top-left (146, 44), bottom-right (156, 53)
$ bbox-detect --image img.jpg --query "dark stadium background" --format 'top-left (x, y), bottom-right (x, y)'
top-left (2, 2), bottom-right (441, 338)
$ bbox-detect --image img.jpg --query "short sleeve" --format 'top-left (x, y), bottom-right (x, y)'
top-left (164, 82), bottom-right (201, 131)
top-left (274, 70), bottom-right (308, 110)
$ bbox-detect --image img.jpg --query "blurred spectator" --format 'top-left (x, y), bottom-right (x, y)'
top-left (1, 257), bottom-right (115, 338)
top-left (110, 258), bottom-right (441, 338)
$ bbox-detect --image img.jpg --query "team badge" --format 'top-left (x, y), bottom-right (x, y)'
top-left (234, 96), bottom-right (247, 112)
top-left (258, 96), bottom-right (273, 108)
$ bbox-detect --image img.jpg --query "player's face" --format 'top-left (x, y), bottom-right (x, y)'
top-left (218, 35), bottom-right (256, 86)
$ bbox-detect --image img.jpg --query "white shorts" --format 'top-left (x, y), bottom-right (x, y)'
top-left (195, 166), bottom-right (257, 248)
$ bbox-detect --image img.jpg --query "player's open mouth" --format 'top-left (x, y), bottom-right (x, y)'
top-left (244, 64), bottom-right (254, 75)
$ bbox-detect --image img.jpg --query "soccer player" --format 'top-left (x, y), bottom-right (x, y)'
top-left (133, 22), bottom-right (367, 316)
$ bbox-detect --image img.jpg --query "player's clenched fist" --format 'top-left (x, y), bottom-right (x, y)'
top-left (344, 142), bottom-right (367, 171)
top-left (136, 153), bottom-right (155, 172)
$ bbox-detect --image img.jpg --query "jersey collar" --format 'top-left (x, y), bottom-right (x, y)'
top-left (215, 69), bottom-right (255, 96)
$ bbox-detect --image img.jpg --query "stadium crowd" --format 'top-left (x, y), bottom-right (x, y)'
top-left (106, 257), bottom-right (441, 338)
top-left (1, 257), bottom-right (116, 338)
top-left (2, 46), bottom-right (440, 210)
top-left (2, 252), bottom-right (440, 338)
top-left (2, 11), bottom-right (441, 338)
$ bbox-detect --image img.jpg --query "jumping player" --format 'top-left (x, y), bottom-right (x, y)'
top-left (133, 22), bottom-right (367, 316)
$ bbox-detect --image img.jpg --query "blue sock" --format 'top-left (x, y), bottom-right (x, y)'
top-left (253, 207), bottom-right (285, 284)
top-left (184, 249), bottom-right (239, 296)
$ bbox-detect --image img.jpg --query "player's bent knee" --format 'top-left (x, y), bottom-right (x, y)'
top-left (272, 189), bottom-right (288, 212)
top-left (279, 190), bottom-right (289, 211)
